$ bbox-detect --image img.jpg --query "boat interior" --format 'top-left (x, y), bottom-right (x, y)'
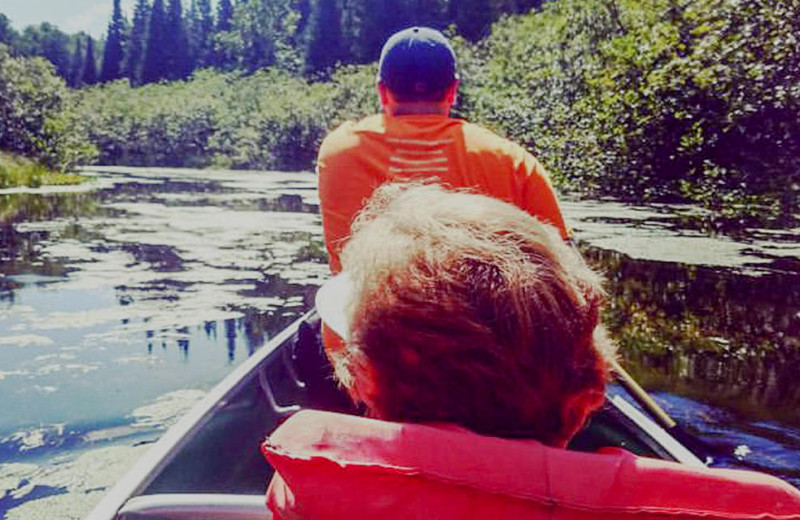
top-left (99, 312), bottom-right (702, 520)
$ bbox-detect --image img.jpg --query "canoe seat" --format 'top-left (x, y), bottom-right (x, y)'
top-left (116, 493), bottom-right (269, 519)
top-left (263, 409), bottom-right (800, 520)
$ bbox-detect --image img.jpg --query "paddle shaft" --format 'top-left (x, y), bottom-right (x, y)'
top-left (608, 357), bottom-right (676, 429)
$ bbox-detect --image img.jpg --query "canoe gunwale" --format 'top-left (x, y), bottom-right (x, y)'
top-left (85, 311), bottom-right (314, 520)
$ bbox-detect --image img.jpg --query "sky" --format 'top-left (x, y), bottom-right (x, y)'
top-left (2, 0), bottom-right (136, 38)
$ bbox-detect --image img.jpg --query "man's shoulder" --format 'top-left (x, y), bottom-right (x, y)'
top-left (459, 120), bottom-right (529, 158)
top-left (319, 114), bottom-right (384, 159)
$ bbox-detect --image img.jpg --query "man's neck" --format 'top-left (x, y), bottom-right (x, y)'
top-left (386, 103), bottom-right (450, 116)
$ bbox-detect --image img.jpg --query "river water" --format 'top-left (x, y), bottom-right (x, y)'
top-left (0, 167), bottom-right (798, 518)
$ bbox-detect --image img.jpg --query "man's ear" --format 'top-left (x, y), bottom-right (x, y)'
top-left (377, 82), bottom-right (392, 112)
top-left (444, 80), bottom-right (459, 107)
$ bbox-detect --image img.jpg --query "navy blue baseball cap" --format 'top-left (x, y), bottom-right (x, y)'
top-left (378, 27), bottom-right (458, 101)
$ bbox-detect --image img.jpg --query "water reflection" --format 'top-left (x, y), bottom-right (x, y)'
top-left (0, 309), bottom-right (306, 466)
top-left (584, 245), bottom-right (800, 425)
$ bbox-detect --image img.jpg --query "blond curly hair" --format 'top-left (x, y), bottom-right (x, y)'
top-left (334, 182), bottom-right (616, 446)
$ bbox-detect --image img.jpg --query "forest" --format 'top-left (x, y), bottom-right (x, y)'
top-left (0, 0), bottom-right (797, 220)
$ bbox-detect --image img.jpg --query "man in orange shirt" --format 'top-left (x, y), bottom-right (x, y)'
top-left (318, 26), bottom-right (569, 273)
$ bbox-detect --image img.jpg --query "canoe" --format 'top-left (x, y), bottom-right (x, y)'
top-left (87, 310), bottom-right (704, 520)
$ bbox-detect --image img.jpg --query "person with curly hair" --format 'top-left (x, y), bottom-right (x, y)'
top-left (327, 181), bottom-right (612, 445)
top-left (263, 183), bottom-right (800, 520)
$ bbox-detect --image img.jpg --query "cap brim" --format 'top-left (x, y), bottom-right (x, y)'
top-left (315, 273), bottom-right (352, 341)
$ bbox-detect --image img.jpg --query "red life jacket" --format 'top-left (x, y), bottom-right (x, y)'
top-left (262, 410), bottom-right (800, 520)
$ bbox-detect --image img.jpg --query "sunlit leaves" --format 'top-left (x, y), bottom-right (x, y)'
top-left (0, 45), bottom-right (97, 171)
top-left (462, 0), bottom-right (799, 218)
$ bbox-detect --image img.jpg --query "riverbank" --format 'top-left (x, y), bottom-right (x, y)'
top-left (3, 1), bottom-right (797, 220)
top-left (0, 151), bottom-right (83, 190)
top-left (68, 1), bottom-right (798, 222)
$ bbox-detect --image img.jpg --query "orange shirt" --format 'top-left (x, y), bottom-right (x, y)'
top-left (318, 113), bottom-right (569, 273)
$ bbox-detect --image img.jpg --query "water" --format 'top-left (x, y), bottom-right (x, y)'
top-left (565, 199), bottom-right (800, 486)
top-left (0, 167), bottom-right (798, 518)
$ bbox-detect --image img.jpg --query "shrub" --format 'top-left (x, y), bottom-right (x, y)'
top-left (0, 44), bottom-right (96, 170)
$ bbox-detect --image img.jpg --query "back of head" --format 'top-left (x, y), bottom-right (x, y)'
top-left (378, 26), bottom-right (458, 103)
top-left (335, 182), bottom-right (616, 446)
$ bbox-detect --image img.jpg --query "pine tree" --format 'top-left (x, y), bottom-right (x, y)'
top-left (216, 0), bottom-right (235, 32)
top-left (293, 0), bottom-right (311, 37)
top-left (450, 0), bottom-right (495, 42)
top-left (100, 0), bottom-right (128, 82)
top-left (187, 0), bottom-right (200, 68)
top-left (68, 36), bottom-right (85, 88)
top-left (407, 0), bottom-right (449, 27)
top-left (125, 0), bottom-right (150, 85)
top-left (0, 14), bottom-right (18, 46)
top-left (81, 36), bottom-right (98, 86)
top-left (142, 0), bottom-right (168, 83)
top-left (197, 0), bottom-right (214, 67)
top-left (189, 0), bottom-right (214, 68)
top-left (164, 0), bottom-right (191, 80)
top-left (341, 0), bottom-right (409, 63)
top-left (303, 0), bottom-right (342, 75)
top-left (514, 0), bottom-right (543, 13)
top-left (18, 23), bottom-right (72, 79)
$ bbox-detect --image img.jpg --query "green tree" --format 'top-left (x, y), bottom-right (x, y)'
top-left (513, 0), bottom-right (544, 13)
top-left (0, 45), bottom-right (96, 169)
top-left (406, 0), bottom-right (449, 27)
top-left (187, 0), bottom-right (200, 68)
top-left (293, 0), bottom-right (312, 37)
top-left (164, 0), bottom-right (191, 79)
top-left (142, 0), bottom-right (168, 83)
top-left (125, 0), bottom-right (150, 85)
top-left (228, 0), bottom-right (302, 73)
top-left (303, 0), bottom-right (343, 75)
top-left (17, 23), bottom-right (72, 79)
top-left (217, 0), bottom-right (235, 31)
top-left (187, 0), bottom-right (215, 68)
top-left (68, 35), bottom-right (85, 87)
top-left (81, 36), bottom-right (98, 85)
top-left (450, 0), bottom-right (495, 41)
top-left (196, 0), bottom-right (215, 67)
top-left (100, 0), bottom-right (128, 82)
top-left (0, 14), bottom-right (18, 46)
top-left (340, 0), bottom-right (408, 62)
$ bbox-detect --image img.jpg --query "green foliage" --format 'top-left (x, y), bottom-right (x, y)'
top-left (165, 0), bottom-right (192, 80)
top-left (0, 14), bottom-right (17, 46)
top-left (189, 0), bottom-right (215, 68)
top-left (125, 0), bottom-right (149, 85)
top-left (68, 36), bottom-right (85, 88)
top-left (75, 66), bottom-right (376, 170)
top-left (338, 0), bottom-right (414, 62)
top-left (0, 45), bottom-right (97, 171)
top-left (0, 150), bottom-right (83, 188)
top-left (16, 23), bottom-right (72, 79)
top-left (226, 0), bottom-right (303, 73)
top-left (216, 0), bottom-right (235, 32)
top-left (100, 0), bottom-right (128, 82)
top-left (463, 0), bottom-right (800, 217)
top-left (450, 0), bottom-right (495, 42)
top-left (303, 0), bottom-right (343, 75)
top-left (4, 0), bottom-right (533, 83)
top-left (143, 0), bottom-right (169, 83)
top-left (81, 37), bottom-right (98, 86)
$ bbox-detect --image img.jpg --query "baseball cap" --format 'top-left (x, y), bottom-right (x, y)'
top-left (378, 26), bottom-right (458, 100)
top-left (315, 273), bottom-right (353, 341)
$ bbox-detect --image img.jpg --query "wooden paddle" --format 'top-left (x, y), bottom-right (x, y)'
top-left (608, 357), bottom-right (716, 464)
